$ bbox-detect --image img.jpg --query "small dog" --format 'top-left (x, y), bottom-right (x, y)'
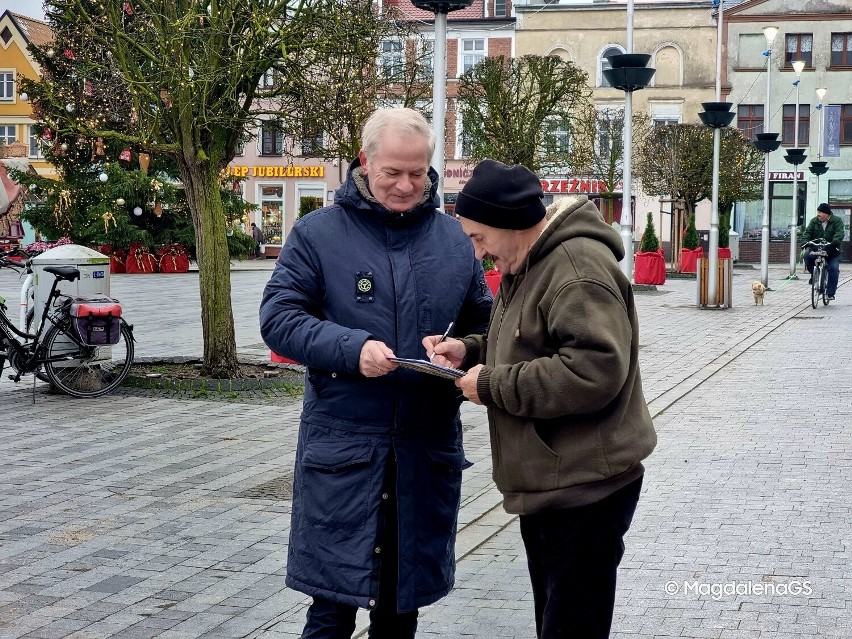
top-left (751, 281), bottom-right (766, 305)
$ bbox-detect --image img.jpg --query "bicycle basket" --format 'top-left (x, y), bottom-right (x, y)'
top-left (69, 296), bottom-right (122, 346)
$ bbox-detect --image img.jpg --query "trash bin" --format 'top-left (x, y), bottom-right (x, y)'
top-left (31, 244), bottom-right (110, 330)
top-left (728, 231), bottom-right (740, 261)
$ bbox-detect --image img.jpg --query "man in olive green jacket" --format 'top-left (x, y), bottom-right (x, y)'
top-left (426, 159), bottom-right (656, 639)
top-left (802, 202), bottom-right (845, 300)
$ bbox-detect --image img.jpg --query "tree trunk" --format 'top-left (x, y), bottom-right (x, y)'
top-left (179, 159), bottom-right (240, 378)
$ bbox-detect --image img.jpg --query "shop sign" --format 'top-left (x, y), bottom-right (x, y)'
top-left (540, 178), bottom-right (620, 194)
top-left (227, 165), bottom-right (325, 178)
top-left (769, 172), bottom-right (804, 181)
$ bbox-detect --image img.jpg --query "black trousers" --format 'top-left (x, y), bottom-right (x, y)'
top-left (301, 455), bottom-right (418, 639)
top-left (519, 476), bottom-right (643, 639)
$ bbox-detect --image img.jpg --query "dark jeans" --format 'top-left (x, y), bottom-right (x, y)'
top-left (519, 476), bottom-right (643, 639)
top-left (804, 251), bottom-right (841, 296)
top-left (301, 455), bottom-right (418, 639)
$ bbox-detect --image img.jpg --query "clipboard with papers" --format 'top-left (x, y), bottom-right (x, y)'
top-left (388, 357), bottom-right (466, 380)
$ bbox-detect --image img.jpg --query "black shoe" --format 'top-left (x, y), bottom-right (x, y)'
top-left (808, 276), bottom-right (813, 285)
top-left (828, 295), bottom-right (835, 301)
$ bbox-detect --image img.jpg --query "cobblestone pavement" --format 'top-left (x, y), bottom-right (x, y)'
top-left (0, 261), bottom-right (850, 638)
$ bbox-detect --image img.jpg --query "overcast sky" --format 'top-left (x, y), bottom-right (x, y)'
top-left (11, 0), bottom-right (46, 21)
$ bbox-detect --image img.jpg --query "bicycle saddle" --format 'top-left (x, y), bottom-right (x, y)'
top-left (43, 265), bottom-right (81, 281)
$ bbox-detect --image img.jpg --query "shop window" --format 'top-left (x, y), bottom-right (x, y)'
top-left (260, 185), bottom-right (284, 245)
top-left (739, 182), bottom-right (798, 240)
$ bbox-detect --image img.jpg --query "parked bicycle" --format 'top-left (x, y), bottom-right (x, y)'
top-left (803, 239), bottom-right (831, 309)
top-left (0, 250), bottom-right (135, 398)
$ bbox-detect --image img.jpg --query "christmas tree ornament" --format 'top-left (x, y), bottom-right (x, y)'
top-left (83, 79), bottom-right (94, 96)
top-left (102, 211), bottom-right (116, 232)
top-left (116, 198), bottom-right (126, 206)
top-left (65, 103), bottom-right (75, 113)
top-left (138, 152), bottom-right (151, 172)
top-left (42, 128), bottom-right (53, 140)
top-left (19, 92), bottom-right (27, 101)
top-left (119, 147), bottom-right (132, 162)
top-left (133, 206), bottom-right (143, 216)
top-left (63, 48), bottom-right (74, 60)
top-left (99, 172), bottom-right (108, 183)
top-left (46, 48), bottom-right (55, 58)
top-left (153, 201), bottom-right (163, 217)
top-left (60, 142), bottom-right (69, 151)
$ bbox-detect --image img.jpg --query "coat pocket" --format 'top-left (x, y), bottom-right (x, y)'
top-left (300, 440), bottom-right (376, 531)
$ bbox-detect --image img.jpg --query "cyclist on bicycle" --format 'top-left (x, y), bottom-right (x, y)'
top-left (802, 202), bottom-right (844, 301)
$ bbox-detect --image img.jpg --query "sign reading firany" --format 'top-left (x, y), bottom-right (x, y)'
top-left (227, 166), bottom-right (326, 178)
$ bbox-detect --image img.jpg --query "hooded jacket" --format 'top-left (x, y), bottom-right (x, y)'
top-left (259, 159), bottom-right (492, 612)
top-left (461, 196), bottom-right (656, 515)
top-left (802, 213), bottom-right (845, 258)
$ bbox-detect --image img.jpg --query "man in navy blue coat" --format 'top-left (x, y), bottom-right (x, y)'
top-left (260, 108), bottom-right (492, 639)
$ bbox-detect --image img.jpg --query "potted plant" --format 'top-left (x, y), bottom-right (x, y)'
top-left (679, 213), bottom-right (702, 273)
top-left (482, 257), bottom-right (500, 295)
top-left (634, 213), bottom-right (666, 285)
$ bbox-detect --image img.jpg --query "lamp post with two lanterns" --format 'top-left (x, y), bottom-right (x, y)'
top-left (411, 0), bottom-right (474, 205)
top-left (784, 59), bottom-right (807, 280)
top-left (808, 88), bottom-right (829, 216)
top-left (758, 25), bottom-right (780, 289)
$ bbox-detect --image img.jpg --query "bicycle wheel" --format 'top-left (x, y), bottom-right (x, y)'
top-left (43, 322), bottom-right (134, 398)
top-left (811, 264), bottom-right (821, 309)
top-left (821, 266), bottom-right (830, 305)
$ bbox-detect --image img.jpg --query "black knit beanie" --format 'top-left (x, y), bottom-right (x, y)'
top-left (817, 202), bottom-right (832, 215)
top-left (454, 159), bottom-right (546, 230)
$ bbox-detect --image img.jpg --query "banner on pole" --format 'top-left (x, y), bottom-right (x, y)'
top-left (823, 106), bottom-right (841, 158)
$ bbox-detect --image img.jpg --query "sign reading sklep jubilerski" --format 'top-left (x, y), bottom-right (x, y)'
top-left (227, 165), bottom-right (326, 178)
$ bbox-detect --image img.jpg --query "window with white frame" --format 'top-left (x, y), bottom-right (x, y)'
top-left (0, 124), bottom-right (16, 145)
top-left (28, 125), bottom-right (44, 158)
top-left (419, 39), bottom-right (434, 80)
top-left (380, 39), bottom-right (404, 79)
top-left (461, 39), bottom-right (486, 75)
top-left (599, 46), bottom-right (625, 87)
top-left (455, 112), bottom-right (472, 159)
top-left (494, 0), bottom-right (507, 18)
top-left (0, 71), bottom-right (14, 101)
top-left (542, 117), bottom-right (570, 154)
top-left (650, 102), bottom-right (682, 128)
top-left (258, 68), bottom-right (277, 90)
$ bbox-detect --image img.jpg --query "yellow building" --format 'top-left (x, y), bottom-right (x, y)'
top-left (0, 10), bottom-right (53, 174)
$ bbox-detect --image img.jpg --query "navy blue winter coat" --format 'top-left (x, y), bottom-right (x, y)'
top-left (259, 160), bottom-right (492, 612)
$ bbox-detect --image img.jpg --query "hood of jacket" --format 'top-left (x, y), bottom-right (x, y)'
top-left (334, 157), bottom-right (442, 227)
top-left (532, 195), bottom-right (624, 267)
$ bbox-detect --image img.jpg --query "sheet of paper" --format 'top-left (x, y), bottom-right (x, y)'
top-left (388, 357), bottom-right (466, 380)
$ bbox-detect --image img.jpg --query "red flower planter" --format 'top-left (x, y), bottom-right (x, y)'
top-left (679, 247), bottom-right (703, 273)
top-left (484, 269), bottom-right (501, 296)
top-left (634, 249), bottom-right (666, 285)
top-left (718, 247), bottom-right (731, 259)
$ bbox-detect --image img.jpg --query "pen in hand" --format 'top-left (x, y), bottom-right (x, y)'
top-left (429, 321), bottom-right (454, 361)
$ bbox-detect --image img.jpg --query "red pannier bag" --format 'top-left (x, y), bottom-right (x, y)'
top-left (70, 296), bottom-right (122, 345)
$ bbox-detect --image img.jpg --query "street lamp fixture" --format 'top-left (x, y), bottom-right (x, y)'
top-left (809, 88), bottom-right (829, 215)
top-left (758, 25), bottom-right (780, 288)
top-left (602, 42), bottom-right (655, 281)
top-left (411, 0), bottom-right (475, 206)
top-left (785, 59), bottom-right (807, 279)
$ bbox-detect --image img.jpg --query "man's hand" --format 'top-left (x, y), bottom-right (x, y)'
top-left (456, 364), bottom-right (484, 405)
top-left (359, 339), bottom-right (398, 378)
top-left (422, 335), bottom-right (465, 368)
